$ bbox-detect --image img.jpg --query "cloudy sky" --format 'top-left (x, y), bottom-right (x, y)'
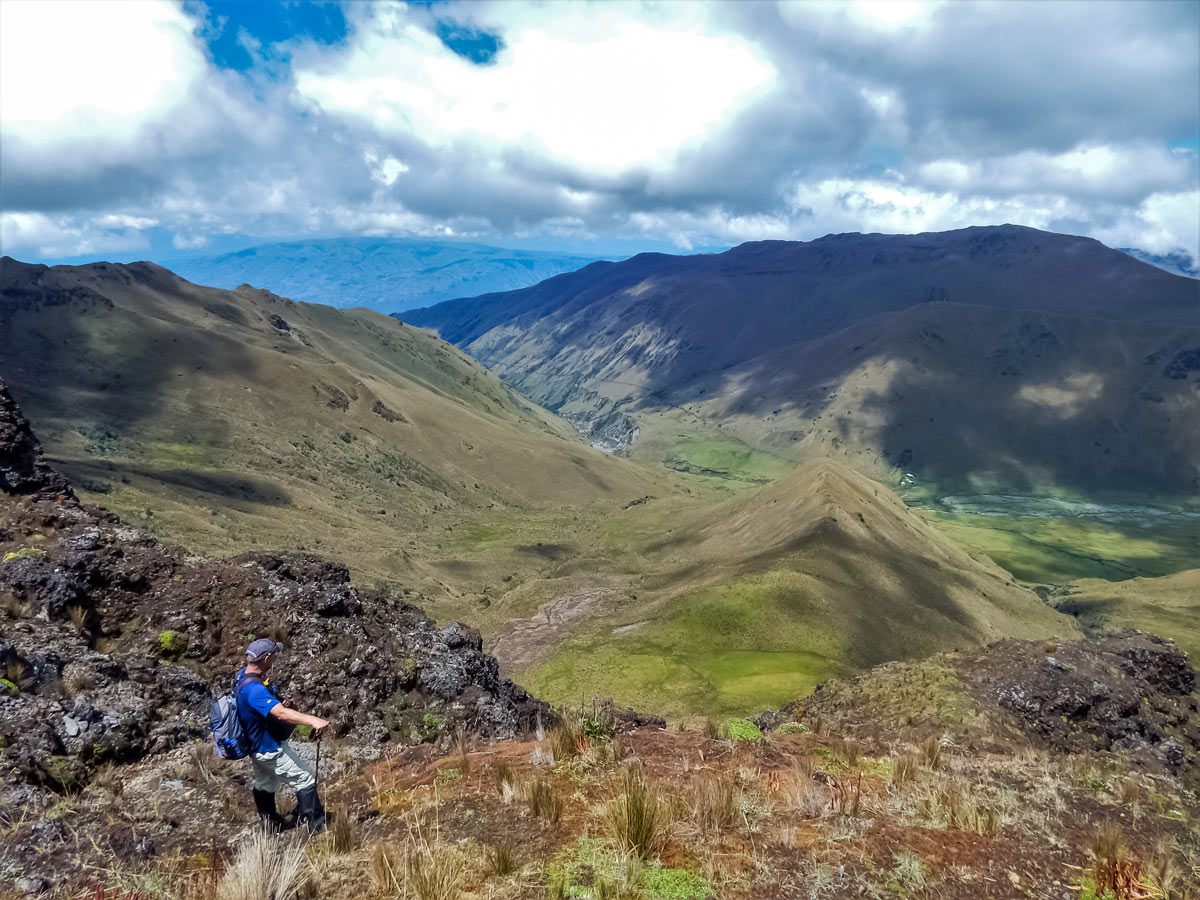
top-left (1, 0), bottom-right (1197, 263)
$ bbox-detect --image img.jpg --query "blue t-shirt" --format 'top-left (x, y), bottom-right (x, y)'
top-left (234, 668), bottom-right (283, 754)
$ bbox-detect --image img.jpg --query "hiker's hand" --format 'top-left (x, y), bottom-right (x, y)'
top-left (311, 716), bottom-right (330, 732)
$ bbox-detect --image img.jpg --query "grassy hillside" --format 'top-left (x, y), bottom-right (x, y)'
top-left (488, 461), bottom-right (1078, 716)
top-left (1, 255), bottom-right (1152, 719)
top-left (0, 256), bottom-right (662, 599)
top-left (1056, 569), bottom-right (1200, 661)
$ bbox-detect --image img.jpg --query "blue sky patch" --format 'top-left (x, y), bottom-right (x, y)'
top-left (186, 1), bottom-right (349, 71)
top-left (435, 21), bottom-right (504, 65)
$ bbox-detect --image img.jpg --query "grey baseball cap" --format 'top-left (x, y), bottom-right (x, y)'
top-left (246, 638), bottom-right (284, 661)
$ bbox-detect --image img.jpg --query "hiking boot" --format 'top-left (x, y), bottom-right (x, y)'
top-left (252, 788), bottom-right (286, 833)
top-left (294, 785), bottom-right (326, 835)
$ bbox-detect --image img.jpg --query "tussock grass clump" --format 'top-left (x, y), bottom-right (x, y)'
top-left (691, 774), bottom-right (736, 834)
top-left (1117, 776), bottom-right (1140, 806)
top-left (527, 778), bottom-right (564, 825)
top-left (919, 736), bottom-right (944, 771)
top-left (216, 829), bottom-right (307, 900)
top-left (607, 771), bottom-right (666, 859)
top-left (493, 760), bottom-right (518, 803)
top-left (550, 714), bottom-right (583, 760)
top-left (1084, 822), bottom-right (1156, 900)
top-left (584, 732), bottom-right (627, 769)
top-left (832, 739), bottom-right (861, 769)
top-left (780, 766), bottom-right (829, 819)
top-left (372, 841), bottom-right (465, 900)
top-left (484, 842), bottom-right (517, 877)
top-left (1, 591), bottom-right (22, 619)
top-left (891, 754), bottom-right (919, 787)
top-left (914, 781), bottom-right (1002, 835)
top-left (327, 808), bottom-right (357, 854)
top-left (453, 729), bottom-right (471, 776)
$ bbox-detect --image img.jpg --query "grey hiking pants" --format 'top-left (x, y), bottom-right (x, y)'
top-left (251, 741), bottom-right (315, 793)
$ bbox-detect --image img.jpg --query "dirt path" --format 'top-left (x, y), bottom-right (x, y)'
top-left (486, 587), bottom-right (616, 672)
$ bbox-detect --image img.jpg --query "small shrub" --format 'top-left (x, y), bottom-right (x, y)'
top-left (484, 842), bottom-right (517, 877)
top-left (888, 850), bottom-right (927, 895)
top-left (528, 778), bottom-right (564, 825)
top-left (641, 867), bottom-right (711, 899)
top-left (158, 630), bottom-right (188, 660)
top-left (719, 718), bottom-right (763, 743)
top-left (776, 721), bottom-right (807, 735)
top-left (608, 771), bottom-right (665, 859)
top-left (2, 547), bottom-right (47, 563)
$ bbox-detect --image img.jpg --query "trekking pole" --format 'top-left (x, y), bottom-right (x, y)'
top-left (314, 729), bottom-right (322, 787)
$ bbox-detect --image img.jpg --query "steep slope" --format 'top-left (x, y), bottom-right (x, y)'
top-left (0, 374), bottom-right (549, 895)
top-left (404, 225), bottom-right (1200, 498)
top-left (1056, 569), bottom-right (1200, 661)
top-left (158, 237), bottom-right (598, 313)
top-left (502, 459), bottom-right (1079, 716)
top-left (0, 256), bottom-right (661, 596)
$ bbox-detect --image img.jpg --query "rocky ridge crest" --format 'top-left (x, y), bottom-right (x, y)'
top-left (0, 378), bottom-right (547, 801)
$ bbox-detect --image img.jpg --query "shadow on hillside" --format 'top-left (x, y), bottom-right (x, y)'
top-left (685, 305), bottom-right (1200, 498)
top-left (0, 270), bottom-right (261, 488)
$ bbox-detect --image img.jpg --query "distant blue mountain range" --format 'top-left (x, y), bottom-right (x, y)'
top-left (156, 237), bottom-right (605, 312)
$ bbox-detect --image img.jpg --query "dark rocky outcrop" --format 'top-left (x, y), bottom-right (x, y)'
top-left (957, 631), bottom-right (1199, 776)
top-left (775, 631), bottom-right (1199, 786)
top-left (0, 379), bottom-right (74, 500)
top-left (0, 379), bottom-right (547, 801)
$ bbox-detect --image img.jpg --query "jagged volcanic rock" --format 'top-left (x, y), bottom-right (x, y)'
top-left (0, 379), bottom-right (547, 798)
top-left (0, 379), bottom-right (74, 500)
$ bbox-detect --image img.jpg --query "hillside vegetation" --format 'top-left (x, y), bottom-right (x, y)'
top-left (1, 258), bottom-right (1087, 720)
top-left (0, 255), bottom-right (662, 605)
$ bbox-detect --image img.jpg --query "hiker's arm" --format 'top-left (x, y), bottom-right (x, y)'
top-left (269, 704), bottom-right (329, 730)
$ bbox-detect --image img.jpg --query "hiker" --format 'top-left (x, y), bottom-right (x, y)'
top-left (235, 638), bottom-right (330, 833)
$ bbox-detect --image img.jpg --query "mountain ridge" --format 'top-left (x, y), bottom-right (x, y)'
top-left (153, 236), bottom-right (603, 313)
top-left (402, 225), bottom-right (1200, 497)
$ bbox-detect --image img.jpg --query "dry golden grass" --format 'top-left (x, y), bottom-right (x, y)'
top-left (215, 829), bottom-right (307, 900)
top-left (607, 770), bottom-right (666, 859)
top-left (690, 773), bottom-right (736, 834)
top-left (483, 842), bottom-right (518, 878)
top-left (527, 778), bottom-right (564, 825)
